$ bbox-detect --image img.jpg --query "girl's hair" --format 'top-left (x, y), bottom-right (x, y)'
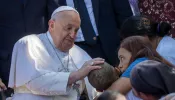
top-left (119, 36), bottom-right (174, 67)
top-left (120, 16), bottom-right (172, 40)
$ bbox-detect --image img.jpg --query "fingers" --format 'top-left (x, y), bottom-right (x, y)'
top-left (84, 58), bottom-right (105, 66)
top-left (90, 57), bottom-right (105, 65)
top-left (0, 81), bottom-right (7, 91)
top-left (82, 58), bottom-right (105, 72)
top-left (88, 65), bottom-right (101, 71)
top-left (1, 85), bottom-right (7, 90)
top-left (93, 58), bottom-right (105, 61)
top-left (92, 60), bottom-right (105, 65)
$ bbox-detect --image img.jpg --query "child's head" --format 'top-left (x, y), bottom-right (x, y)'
top-left (97, 91), bottom-right (126, 100)
top-left (88, 62), bottom-right (120, 91)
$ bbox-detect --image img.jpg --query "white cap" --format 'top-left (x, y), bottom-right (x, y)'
top-left (51, 6), bottom-right (79, 18)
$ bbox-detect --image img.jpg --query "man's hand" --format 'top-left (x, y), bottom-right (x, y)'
top-left (68, 58), bottom-right (105, 85)
top-left (0, 78), bottom-right (7, 91)
top-left (78, 58), bottom-right (105, 79)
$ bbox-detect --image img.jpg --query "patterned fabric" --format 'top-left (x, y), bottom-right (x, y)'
top-left (138, 0), bottom-right (175, 37)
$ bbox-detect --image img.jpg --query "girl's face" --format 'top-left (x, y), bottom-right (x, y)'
top-left (118, 48), bottom-right (132, 72)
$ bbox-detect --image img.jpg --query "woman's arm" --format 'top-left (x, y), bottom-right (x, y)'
top-left (108, 77), bottom-right (132, 95)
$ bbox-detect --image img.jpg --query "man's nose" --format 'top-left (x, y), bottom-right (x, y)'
top-left (69, 31), bottom-right (76, 38)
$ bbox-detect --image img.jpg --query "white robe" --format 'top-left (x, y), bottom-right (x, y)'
top-left (8, 33), bottom-right (95, 100)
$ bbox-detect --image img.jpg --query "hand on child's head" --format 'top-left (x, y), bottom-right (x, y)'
top-left (88, 62), bottom-right (120, 91)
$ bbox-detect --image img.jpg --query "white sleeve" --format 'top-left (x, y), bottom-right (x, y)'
top-left (26, 71), bottom-right (71, 96)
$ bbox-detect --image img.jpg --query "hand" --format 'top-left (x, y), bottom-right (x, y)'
top-left (68, 58), bottom-right (105, 85)
top-left (78, 58), bottom-right (105, 78)
top-left (82, 57), bottom-right (105, 69)
top-left (0, 78), bottom-right (7, 91)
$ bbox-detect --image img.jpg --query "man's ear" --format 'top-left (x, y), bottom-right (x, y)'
top-left (48, 20), bottom-right (55, 32)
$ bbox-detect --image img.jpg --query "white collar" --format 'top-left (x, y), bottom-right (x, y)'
top-left (46, 31), bottom-right (69, 54)
top-left (46, 31), bottom-right (56, 47)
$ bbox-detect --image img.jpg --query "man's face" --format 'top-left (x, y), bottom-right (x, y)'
top-left (49, 11), bottom-right (80, 52)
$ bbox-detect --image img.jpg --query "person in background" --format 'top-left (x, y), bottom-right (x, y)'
top-left (131, 60), bottom-right (175, 100)
top-left (0, 0), bottom-right (58, 98)
top-left (120, 16), bottom-right (175, 65)
top-left (57, 0), bottom-right (133, 66)
top-left (108, 36), bottom-right (174, 100)
top-left (138, 0), bottom-right (175, 37)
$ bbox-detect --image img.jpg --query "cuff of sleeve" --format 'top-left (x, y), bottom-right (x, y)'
top-left (57, 72), bottom-right (71, 94)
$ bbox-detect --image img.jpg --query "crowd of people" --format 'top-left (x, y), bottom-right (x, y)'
top-left (0, 0), bottom-right (175, 100)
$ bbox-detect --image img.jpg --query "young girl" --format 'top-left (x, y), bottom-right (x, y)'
top-left (108, 36), bottom-right (174, 100)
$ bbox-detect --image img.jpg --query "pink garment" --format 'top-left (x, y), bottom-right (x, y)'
top-left (138, 0), bottom-right (175, 37)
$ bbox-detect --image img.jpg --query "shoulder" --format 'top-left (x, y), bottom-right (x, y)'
top-left (158, 36), bottom-right (175, 49)
top-left (16, 34), bottom-right (39, 44)
top-left (70, 45), bottom-right (91, 59)
top-left (70, 45), bottom-right (92, 68)
top-left (14, 34), bottom-right (41, 49)
top-left (157, 36), bottom-right (175, 56)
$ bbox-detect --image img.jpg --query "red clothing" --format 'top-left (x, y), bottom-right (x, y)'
top-left (138, 0), bottom-right (175, 37)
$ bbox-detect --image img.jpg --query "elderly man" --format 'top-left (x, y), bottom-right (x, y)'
top-left (8, 6), bottom-right (104, 100)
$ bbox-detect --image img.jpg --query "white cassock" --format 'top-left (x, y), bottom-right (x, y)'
top-left (8, 32), bottom-right (96, 100)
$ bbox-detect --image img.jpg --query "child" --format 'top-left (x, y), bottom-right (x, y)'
top-left (88, 62), bottom-right (120, 91)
